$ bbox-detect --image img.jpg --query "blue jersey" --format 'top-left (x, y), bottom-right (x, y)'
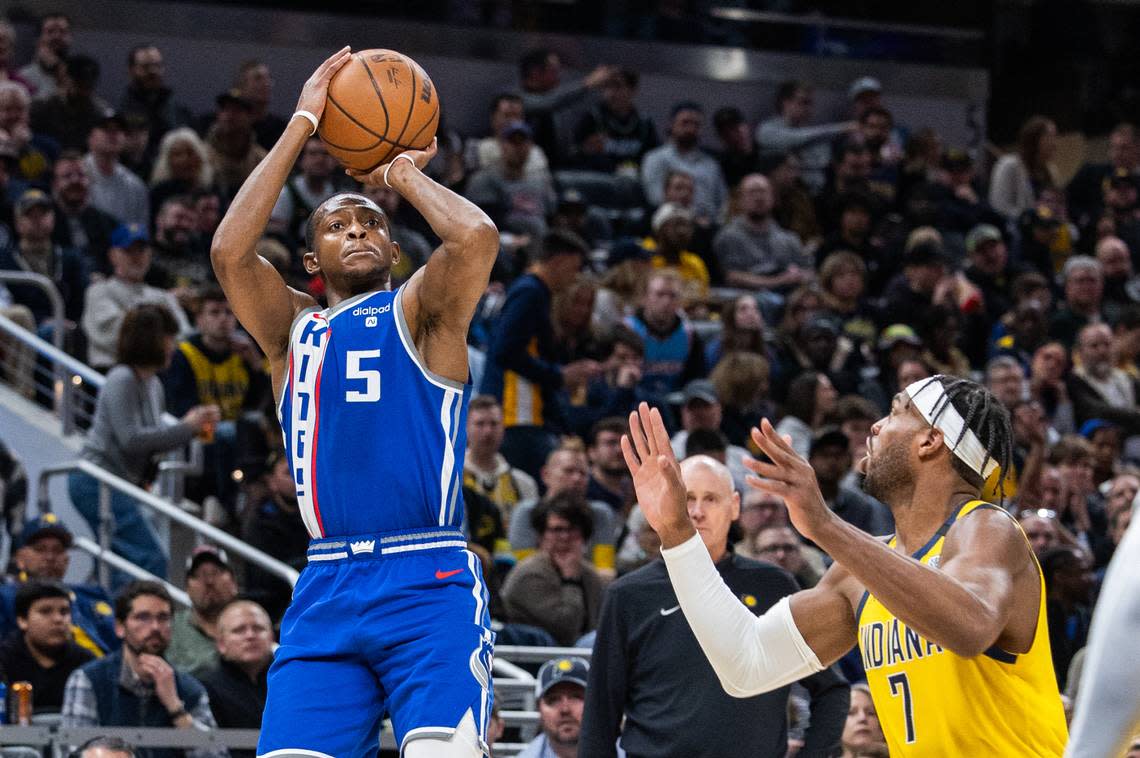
top-left (278, 286), bottom-right (469, 539)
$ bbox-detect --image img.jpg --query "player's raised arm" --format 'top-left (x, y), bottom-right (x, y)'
top-left (211, 47), bottom-right (351, 370)
top-left (622, 403), bottom-right (858, 698)
top-left (745, 417), bottom-right (1030, 658)
top-left (348, 141), bottom-right (498, 381)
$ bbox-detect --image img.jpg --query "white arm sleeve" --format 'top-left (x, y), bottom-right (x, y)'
top-left (660, 533), bottom-right (824, 698)
top-left (1064, 518), bottom-right (1140, 758)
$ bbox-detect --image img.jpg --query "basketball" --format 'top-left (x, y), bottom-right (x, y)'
top-left (318, 49), bottom-right (440, 172)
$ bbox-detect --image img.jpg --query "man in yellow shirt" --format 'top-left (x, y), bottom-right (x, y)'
top-left (643, 202), bottom-right (708, 303)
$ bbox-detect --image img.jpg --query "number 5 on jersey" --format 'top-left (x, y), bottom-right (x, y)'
top-left (346, 350), bottom-right (381, 402)
top-left (887, 672), bottom-right (916, 744)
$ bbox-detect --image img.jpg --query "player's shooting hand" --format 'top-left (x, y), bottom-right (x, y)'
top-left (621, 402), bottom-right (693, 548)
top-left (296, 46), bottom-right (353, 122)
top-left (743, 419), bottom-right (835, 542)
top-left (346, 138), bottom-right (439, 187)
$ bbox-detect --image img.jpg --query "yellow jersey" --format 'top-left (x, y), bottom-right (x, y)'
top-left (856, 500), bottom-right (1068, 757)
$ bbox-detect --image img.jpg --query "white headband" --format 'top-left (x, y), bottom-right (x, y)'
top-left (904, 377), bottom-right (1000, 480)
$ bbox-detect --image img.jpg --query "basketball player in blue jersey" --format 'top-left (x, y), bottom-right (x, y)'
top-left (211, 48), bottom-right (500, 758)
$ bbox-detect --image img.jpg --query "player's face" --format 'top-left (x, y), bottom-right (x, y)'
top-left (217, 604), bottom-right (274, 666)
top-left (17, 597), bottom-right (72, 649)
top-left (538, 683), bottom-right (584, 746)
top-left (16, 536), bottom-right (69, 579)
top-left (683, 464), bottom-right (740, 556)
top-left (307, 197), bottom-right (400, 299)
top-left (117, 595), bottom-right (172, 655)
top-left (860, 393), bottom-right (921, 505)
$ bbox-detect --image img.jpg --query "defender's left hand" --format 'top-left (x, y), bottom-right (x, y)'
top-left (743, 419), bottom-right (835, 542)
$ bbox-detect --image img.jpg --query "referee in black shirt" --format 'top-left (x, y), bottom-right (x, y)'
top-left (580, 455), bottom-right (849, 757)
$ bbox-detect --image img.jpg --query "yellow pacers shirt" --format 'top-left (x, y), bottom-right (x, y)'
top-left (856, 500), bottom-right (1068, 757)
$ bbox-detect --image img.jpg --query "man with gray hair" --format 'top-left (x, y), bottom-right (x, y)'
top-left (1050, 256), bottom-right (1105, 349)
top-left (1068, 322), bottom-right (1140, 434)
top-left (580, 454), bottom-right (848, 757)
top-left (985, 355), bottom-right (1028, 409)
top-left (0, 80), bottom-right (58, 185)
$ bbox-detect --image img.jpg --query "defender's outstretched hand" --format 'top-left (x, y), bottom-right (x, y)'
top-left (743, 419), bottom-right (834, 542)
top-left (621, 402), bottom-right (693, 547)
top-left (347, 138), bottom-right (440, 187)
top-left (296, 46), bottom-right (353, 123)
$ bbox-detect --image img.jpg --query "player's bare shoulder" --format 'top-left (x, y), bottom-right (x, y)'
top-left (941, 505), bottom-right (1034, 574)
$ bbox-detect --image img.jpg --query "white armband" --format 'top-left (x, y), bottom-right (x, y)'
top-left (661, 533), bottom-right (824, 697)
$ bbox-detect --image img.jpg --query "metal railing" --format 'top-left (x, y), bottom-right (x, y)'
top-left (37, 460), bottom-right (300, 589)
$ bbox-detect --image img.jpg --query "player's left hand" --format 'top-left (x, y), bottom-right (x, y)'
top-left (621, 402), bottom-right (693, 548)
top-left (743, 419), bottom-right (835, 542)
top-left (347, 138), bottom-right (439, 187)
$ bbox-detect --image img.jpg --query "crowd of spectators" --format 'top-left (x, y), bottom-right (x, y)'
top-left (0, 9), bottom-right (1138, 756)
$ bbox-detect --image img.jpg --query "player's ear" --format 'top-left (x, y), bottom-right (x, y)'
top-left (302, 248), bottom-right (320, 275)
top-left (390, 240), bottom-right (401, 266)
top-left (916, 426), bottom-right (943, 462)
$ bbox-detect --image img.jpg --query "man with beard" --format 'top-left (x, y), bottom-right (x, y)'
top-left (519, 657), bottom-right (590, 758)
top-left (714, 173), bottom-right (812, 293)
top-left (1068, 322), bottom-right (1140, 433)
top-left (1094, 236), bottom-right (1140, 323)
top-left (166, 546), bottom-right (238, 677)
top-left (269, 136), bottom-right (338, 249)
top-left (621, 371), bottom-right (1068, 756)
top-left (149, 195), bottom-right (207, 289)
top-left (51, 149), bottom-right (119, 275)
top-left (641, 102), bottom-right (727, 218)
top-left (624, 270), bottom-right (706, 403)
top-left (62, 581), bottom-right (224, 756)
top-left (586, 417), bottom-right (633, 514)
top-left (117, 45), bottom-right (194, 162)
top-left (19, 13), bottom-right (72, 99)
top-left (205, 90), bottom-right (266, 201)
top-left (0, 581), bottom-right (94, 712)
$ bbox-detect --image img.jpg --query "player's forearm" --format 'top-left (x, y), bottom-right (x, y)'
top-left (387, 158), bottom-right (497, 256)
top-left (811, 517), bottom-right (1002, 656)
top-left (212, 117), bottom-right (309, 265)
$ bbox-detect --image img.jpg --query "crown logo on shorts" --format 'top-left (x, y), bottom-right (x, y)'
top-left (349, 539), bottom-right (376, 555)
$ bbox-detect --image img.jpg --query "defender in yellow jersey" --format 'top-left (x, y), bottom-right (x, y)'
top-left (619, 376), bottom-right (1068, 757)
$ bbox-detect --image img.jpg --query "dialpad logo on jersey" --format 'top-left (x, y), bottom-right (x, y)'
top-left (350, 539), bottom-right (376, 555)
top-left (353, 304), bottom-right (391, 317)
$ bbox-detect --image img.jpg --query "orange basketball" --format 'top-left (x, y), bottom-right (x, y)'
top-left (319, 49), bottom-right (440, 172)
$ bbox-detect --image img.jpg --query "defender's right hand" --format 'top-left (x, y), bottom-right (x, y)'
top-left (295, 46), bottom-right (353, 123)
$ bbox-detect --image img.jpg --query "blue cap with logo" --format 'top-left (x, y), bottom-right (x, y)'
top-left (17, 512), bottom-right (73, 549)
top-left (111, 222), bottom-right (149, 249)
top-left (535, 656), bottom-right (589, 699)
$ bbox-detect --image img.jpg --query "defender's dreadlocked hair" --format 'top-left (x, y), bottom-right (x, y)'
top-left (913, 375), bottom-right (1014, 499)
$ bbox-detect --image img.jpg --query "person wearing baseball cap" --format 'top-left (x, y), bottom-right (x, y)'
top-left (518, 657), bottom-right (589, 758)
top-left (0, 513), bottom-right (119, 657)
top-left (86, 106), bottom-right (150, 228)
top-left (166, 545), bottom-right (238, 676)
top-left (81, 221), bottom-right (189, 371)
top-left (0, 186), bottom-right (89, 324)
top-left (963, 223), bottom-right (1023, 327)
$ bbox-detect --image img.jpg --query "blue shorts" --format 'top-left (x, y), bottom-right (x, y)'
top-left (257, 527), bottom-right (495, 758)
